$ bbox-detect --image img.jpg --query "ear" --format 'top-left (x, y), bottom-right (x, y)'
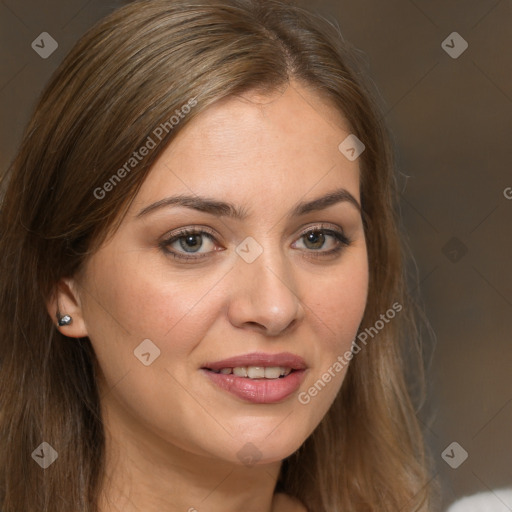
top-left (46, 277), bottom-right (89, 338)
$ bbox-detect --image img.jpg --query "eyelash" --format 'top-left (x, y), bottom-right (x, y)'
top-left (159, 224), bottom-right (352, 262)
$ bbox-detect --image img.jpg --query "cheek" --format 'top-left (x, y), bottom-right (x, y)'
top-left (306, 257), bottom-right (369, 349)
top-left (78, 253), bottom-right (234, 452)
top-left (295, 252), bottom-right (368, 410)
top-left (82, 249), bottom-right (224, 340)
top-left (79, 250), bottom-right (230, 393)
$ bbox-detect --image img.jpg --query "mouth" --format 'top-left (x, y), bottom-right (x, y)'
top-left (201, 351), bottom-right (307, 373)
top-left (204, 366), bottom-right (294, 379)
top-left (200, 352), bottom-right (307, 404)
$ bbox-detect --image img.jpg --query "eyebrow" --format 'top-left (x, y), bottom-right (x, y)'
top-left (136, 187), bottom-right (361, 219)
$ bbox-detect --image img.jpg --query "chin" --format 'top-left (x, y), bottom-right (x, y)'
top-left (222, 434), bottom-right (305, 467)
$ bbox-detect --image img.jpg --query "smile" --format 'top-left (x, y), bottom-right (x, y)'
top-left (206, 366), bottom-right (293, 379)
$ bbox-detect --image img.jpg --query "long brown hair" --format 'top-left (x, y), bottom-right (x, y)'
top-left (0, 1), bottom-right (435, 510)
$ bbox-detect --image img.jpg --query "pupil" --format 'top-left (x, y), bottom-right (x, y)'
top-left (305, 231), bottom-right (324, 249)
top-left (180, 234), bottom-right (202, 252)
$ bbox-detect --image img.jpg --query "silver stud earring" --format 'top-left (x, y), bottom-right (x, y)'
top-left (57, 312), bottom-right (73, 326)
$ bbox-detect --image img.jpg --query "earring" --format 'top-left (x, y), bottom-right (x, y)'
top-left (57, 312), bottom-right (73, 326)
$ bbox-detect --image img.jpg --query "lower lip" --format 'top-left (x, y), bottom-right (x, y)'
top-left (201, 369), bottom-right (306, 404)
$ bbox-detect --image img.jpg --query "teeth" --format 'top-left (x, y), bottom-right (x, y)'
top-left (247, 366), bottom-right (265, 379)
top-left (213, 366), bottom-right (292, 379)
top-left (261, 367), bottom-right (281, 379)
top-left (233, 367), bottom-right (247, 377)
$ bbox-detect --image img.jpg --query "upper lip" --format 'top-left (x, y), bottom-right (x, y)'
top-left (202, 352), bottom-right (307, 371)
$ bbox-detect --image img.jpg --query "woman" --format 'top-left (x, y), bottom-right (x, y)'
top-left (0, 0), bottom-right (434, 510)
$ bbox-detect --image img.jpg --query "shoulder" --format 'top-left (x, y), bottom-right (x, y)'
top-left (446, 489), bottom-right (512, 512)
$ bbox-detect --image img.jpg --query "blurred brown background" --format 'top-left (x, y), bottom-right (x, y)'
top-left (1, 1), bottom-right (511, 510)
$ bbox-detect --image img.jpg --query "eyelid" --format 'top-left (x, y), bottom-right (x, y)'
top-left (296, 222), bottom-right (342, 235)
top-left (160, 225), bottom-right (220, 242)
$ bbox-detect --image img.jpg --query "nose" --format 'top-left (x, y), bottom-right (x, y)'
top-left (226, 248), bottom-right (304, 336)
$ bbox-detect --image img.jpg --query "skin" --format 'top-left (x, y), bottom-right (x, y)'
top-left (49, 81), bottom-right (369, 512)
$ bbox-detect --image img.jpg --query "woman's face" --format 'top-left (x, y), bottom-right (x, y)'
top-left (68, 82), bottom-right (368, 466)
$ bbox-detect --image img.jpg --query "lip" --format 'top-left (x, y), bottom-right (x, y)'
top-left (201, 351), bottom-right (307, 372)
top-left (202, 368), bottom-right (307, 404)
top-left (201, 352), bottom-right (308, 404)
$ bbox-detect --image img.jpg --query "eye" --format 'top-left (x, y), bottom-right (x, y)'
top-left (160, 227), bottom-right (221, 261)
top-left (292, 224), bottom-right (351, 257)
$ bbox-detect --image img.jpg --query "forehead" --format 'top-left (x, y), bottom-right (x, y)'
top-left (129, 82), bottom-right (361, 217)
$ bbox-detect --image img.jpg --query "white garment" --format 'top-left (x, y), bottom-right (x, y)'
top-left (447, 489), bottom-right (512, 512)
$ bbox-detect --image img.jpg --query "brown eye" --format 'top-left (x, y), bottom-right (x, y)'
top-left (303, 231), bottom-right (326, 250)
top-left (291, 225), bottom-right (352, 258)
top-left (160, 228), bottom-right (219, 260)
top-left (179, 233), bottom-right (204, 252)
